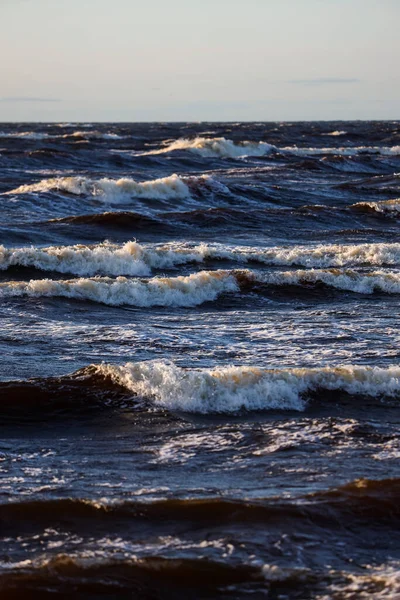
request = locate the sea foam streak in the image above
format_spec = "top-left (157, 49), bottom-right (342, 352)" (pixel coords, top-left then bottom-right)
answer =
top-left (2, 242), bottom-right (400, 277)
top-left (93, 361), bottom-right (400, 413)
top-left (138, 137), bottom-right (274, 158)
top-left (6, 174), bottom-right (215, 203)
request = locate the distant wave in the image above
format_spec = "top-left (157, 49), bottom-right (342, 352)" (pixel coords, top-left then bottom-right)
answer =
top-left (2, 242), bottom-right (400, 277)
top-left (325, 130), bottom-right (347, 136)
top-left (1, 268), bottom-right (400, 307)
top-left (135, 136), bottom-right (400, 159)
top-left (0, 131), bottom-right (50, 140)
top-left (352, 198), bottom-right (400, 216)
top-left (283, 145), bottom-right (400, 157)
top-left (138, 136), bottom-right (274, 158)
top-left (0, 130), bottom-right (122, 141)
top-left (6, 173), bottom-right (222, 203)
top-left (61, 130), bottom-right (122, 140)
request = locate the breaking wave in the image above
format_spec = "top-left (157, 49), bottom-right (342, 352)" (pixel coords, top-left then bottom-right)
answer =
top-left (0, 270), bottom-right (240, 307)
top-left (61, 130), bottom-right (122, 140)
top-left (93, 361), bottom-right (400, 413)
top-left (1, 268), bottom-right (400, 306)
top-left (4, 361), bottom-right (398, 414)
top-left (2, 241), bottom-right (400, 277)
top-left (255, 268), bottom-right (400, 294)
top-left (137, 136), bottom-right (400, 159)
top-left (6, 173), bottom-right (220, 203)
top-left (139, 136), bottom-right (274, 158)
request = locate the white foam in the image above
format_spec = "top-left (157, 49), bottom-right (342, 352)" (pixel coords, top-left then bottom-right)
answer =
top-left (5, 174), bottom-right (211, 203)
top-left (138, 136), bottom-right (274, 158)
top-left (0, 270), bottom-right (239, 307)
top-left (94, 361), bottom-right (400, 413)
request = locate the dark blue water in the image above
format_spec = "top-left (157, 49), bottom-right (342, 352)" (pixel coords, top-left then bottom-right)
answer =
top-left (0, 121), bottom-right (400, 599)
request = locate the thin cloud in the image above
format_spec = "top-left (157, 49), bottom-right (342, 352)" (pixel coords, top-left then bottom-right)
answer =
top-left (288, 78), bottom-right (360, 86)
top-left (0, 97), bottom-right (62, 103)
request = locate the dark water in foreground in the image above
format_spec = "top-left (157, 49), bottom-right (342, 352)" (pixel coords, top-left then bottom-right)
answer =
top-left (0, 121), bottom-right (399, 598)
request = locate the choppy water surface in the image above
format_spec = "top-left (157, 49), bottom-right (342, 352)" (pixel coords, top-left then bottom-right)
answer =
top-left (0, 121), bottom-right (400, 599)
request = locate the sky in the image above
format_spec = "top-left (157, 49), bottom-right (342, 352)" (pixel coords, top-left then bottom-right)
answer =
top-left (0, 0), bottom-right (399, 122)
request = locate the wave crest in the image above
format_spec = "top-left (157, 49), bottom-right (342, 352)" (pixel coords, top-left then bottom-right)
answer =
top-left (87, 361), bottom-right (400, 413)
top-left (1, 268), bottom-right (400, 306)
top-left (139, 136), bottom-right (274, 158)
top-left (0, 270), bottom-right (239, 307)
top-left (352, 198), bottom-right (400, 216)
top-left (6, 174), bottom-right (217, 203)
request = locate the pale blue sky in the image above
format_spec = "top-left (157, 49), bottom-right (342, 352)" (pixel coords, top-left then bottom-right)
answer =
top-left (0, 0), bottom-right (398, 121)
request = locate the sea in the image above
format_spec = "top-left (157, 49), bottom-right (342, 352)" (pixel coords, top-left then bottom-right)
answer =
top-left (0, 121), bottom-right (399, 599)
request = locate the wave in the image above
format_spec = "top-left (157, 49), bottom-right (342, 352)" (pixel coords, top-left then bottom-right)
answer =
top-left (2, 478), bottom-right (398, 527)
top-left (1, 268), bottom-right (400, 306)
top-left (2, 242), bottom-right (400, 277)
top-left (61, 130), bottom-right (122, 140)
top-left (0, 131), bottom-right (50, 140)
top-left (7, 175), bottom-right (197, 203)
top-left (0, 270), bottom-right (240, 307)
top-left (325, 130), bottom-right (347, 136)
top-left (282, 145), bottom-right (400, 157)
top-left (6, 173), bottom-right (213, 203)
top-left (0, 241), bottom-right (153, 277)
top-left (1, 361), bottom-right (400, 415)
top-left (139, 136), bottom-right (274, 158)
top-left (90, 361), bottom-right (400, 413)
top-left (137, 136), bottom-right (400, 159)
top-left (254, 268), bottom-right (400, 294)
top-left (1, 480), bottom-right (398, 596)
top-left (0, 555), bottom-right (263, 596)
top-left (352, 198), bottom-right (400, 216)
